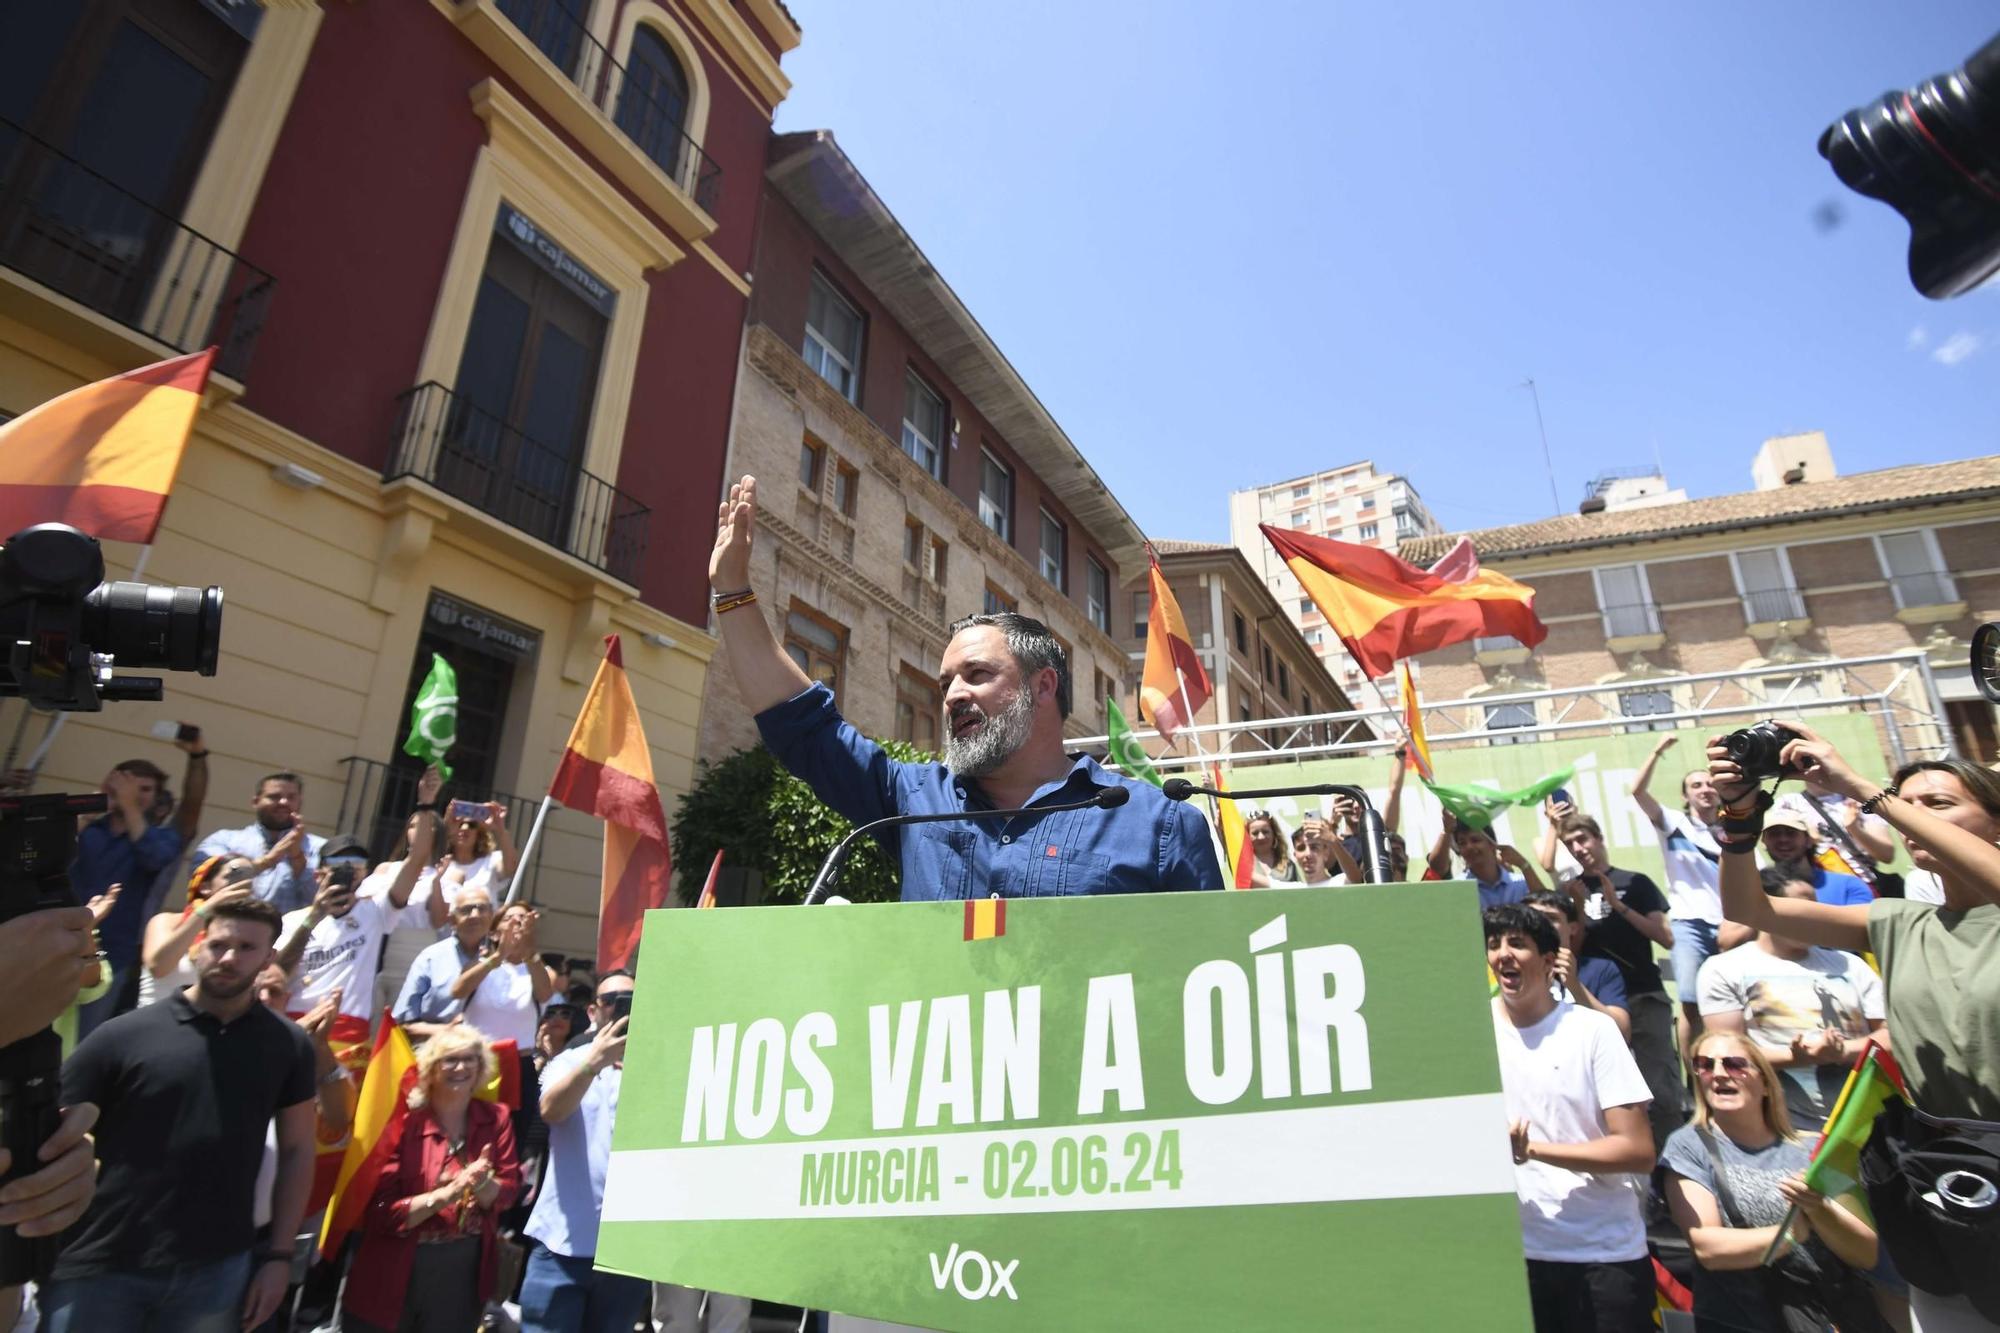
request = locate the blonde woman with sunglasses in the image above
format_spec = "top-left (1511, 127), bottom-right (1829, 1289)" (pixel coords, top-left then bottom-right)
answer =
top-left (1660, 1031), bottom-right (1883, 1333)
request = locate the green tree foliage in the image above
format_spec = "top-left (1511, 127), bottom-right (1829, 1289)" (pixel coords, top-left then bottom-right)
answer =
top-left (670, 738), bottom-right (937, 906)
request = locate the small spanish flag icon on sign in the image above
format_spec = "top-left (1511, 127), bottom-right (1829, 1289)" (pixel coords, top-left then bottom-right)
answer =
top-left (963, 897), bottom-right (1006, 941)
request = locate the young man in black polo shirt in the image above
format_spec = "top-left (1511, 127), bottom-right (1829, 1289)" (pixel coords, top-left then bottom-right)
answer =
top-left (44, 895), bottom-right (318, 1332)
top-left (1557, 815), bottom-right (1682, 1153)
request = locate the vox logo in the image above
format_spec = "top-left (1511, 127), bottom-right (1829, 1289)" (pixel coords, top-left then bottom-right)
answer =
top-left (927, 1243), bottom-right (1020, 1301)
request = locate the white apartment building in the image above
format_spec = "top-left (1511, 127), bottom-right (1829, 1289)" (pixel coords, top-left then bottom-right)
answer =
top-left (1228, 460), bottom-right (1443, 693)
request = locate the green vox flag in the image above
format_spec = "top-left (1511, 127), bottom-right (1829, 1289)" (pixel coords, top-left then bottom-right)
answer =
top-left (402, 653), bottom-right (457, 779)
top-left (1421, 767), bottom-right (1573, 831)
top-left (598, 886), bottom-right (1530, 1329)
top-left (1105, 697), bottom-right (1162, 787)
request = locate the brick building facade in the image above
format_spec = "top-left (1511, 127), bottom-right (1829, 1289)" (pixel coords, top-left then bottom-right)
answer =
top-left (1398, 438), bottom-right (1999, 761)
top-left (1113, 541), bottom-right (1361, 756)
top-left (698, 132), bottom-right (1144, 762)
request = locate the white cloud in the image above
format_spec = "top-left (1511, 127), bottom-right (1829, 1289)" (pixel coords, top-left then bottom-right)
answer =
top-left (1933, 331), bottom-right (1982, 367)
top-left (1906, 325), bottom-right (1929, 349)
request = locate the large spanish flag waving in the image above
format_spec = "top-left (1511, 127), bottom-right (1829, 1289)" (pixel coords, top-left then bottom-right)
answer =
top-left (1138, 547), bottom-right (1211, 741)
top-left (550, 635), bottom-right (671, 971)
top-left (320, 1019), bottom-right (418, 1256)
top-left (0, 348), bottom-right (214, 544)
top-left (1261, 524), bottom-right (1545, 679)
top-left (1206, 762), bottom-right (1256, 889)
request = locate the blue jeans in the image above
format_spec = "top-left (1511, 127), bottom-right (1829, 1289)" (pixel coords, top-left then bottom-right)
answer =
top-left (520, 1243), bottom-right (651, 1333)
top-left (42, 1250), bottom-right (251, 1333)
top-left (1669, 916), bottom-right (1720, 1004)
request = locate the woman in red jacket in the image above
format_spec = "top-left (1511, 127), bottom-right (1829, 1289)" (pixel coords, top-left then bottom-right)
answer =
top-left (343, 1024), bottom-right (520, 1333)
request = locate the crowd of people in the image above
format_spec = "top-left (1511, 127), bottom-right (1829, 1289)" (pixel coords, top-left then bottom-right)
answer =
top-left (0, 469), bottom-right (1986, 1332)
top-left (0, 735), bottom-right (742, 1333)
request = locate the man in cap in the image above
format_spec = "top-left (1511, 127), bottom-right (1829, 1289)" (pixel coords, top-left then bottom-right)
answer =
top-left (1758, 810), bottom-right (1872, 907)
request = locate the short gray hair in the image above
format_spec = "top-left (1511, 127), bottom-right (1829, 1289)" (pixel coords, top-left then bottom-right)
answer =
top-left (945, 612), bottom-right (1071, 718)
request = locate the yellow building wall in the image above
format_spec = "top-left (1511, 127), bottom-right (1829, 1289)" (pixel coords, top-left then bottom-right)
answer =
top-left (0, 314), bottom-right (715, 962)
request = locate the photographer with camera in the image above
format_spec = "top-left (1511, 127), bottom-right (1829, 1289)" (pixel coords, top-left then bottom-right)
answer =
top-left (1708, 719), bottom-right (2000, 1329)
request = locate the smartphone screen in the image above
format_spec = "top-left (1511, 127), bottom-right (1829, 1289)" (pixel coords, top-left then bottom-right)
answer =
top-left (448, 799), bottom-right (485, 822)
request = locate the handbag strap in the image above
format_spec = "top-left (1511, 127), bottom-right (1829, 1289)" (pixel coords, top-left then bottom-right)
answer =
top-left (1694, 1126), bottom-right (1752, 1229)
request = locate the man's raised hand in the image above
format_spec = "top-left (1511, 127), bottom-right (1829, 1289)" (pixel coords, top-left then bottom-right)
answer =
top-left (710, 475), bottom-right (758, 593)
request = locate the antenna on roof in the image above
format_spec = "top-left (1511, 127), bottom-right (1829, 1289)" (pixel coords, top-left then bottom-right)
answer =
top-left (1519, 378), bottom-right (1563, 517)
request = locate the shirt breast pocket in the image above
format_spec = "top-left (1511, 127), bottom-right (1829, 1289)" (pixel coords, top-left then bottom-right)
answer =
top-left (1038, 850), bottom-right (1111, 897)
top-left (903, 828), bottom-right (975, 901)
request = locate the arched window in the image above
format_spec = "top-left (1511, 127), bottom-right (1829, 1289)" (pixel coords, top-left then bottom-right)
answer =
top-left (617, 26), bottom-right (691, 182)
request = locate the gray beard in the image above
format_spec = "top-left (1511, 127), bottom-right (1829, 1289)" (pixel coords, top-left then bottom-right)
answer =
top-left (942, 688), bottom-right (1036, 778)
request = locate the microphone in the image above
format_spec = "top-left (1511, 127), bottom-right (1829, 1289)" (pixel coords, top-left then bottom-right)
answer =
top-left (1162, 778), bottom-right (1393, 884)
top-left (803, 785), bottom-right (1132, 905)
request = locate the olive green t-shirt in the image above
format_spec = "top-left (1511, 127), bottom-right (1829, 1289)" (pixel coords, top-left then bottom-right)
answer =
top-left (1868, 898), bottom-right (2000, 1121)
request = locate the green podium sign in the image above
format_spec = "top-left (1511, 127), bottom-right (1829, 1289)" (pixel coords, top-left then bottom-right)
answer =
top-left (599, 884), bottom-right (1531, 1330)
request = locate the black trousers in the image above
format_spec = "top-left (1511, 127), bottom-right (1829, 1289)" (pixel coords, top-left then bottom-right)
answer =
top-left (1526, 1256), bottom-right (1656, 1333)
top-left (342, 1236), bottom-right (482, 1333)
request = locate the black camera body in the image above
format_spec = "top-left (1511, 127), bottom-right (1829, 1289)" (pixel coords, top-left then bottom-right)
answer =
top-left (1821, 31), bottom-right (2000, 299)
top-left (0, 523), bottom-right (222, 711)
top-left (0, 524), bottom-right (223, 1285)
top-left (1720, 721), bottom-right (1803, 783)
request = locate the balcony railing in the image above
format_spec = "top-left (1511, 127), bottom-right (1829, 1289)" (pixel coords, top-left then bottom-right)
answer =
top-left (1602, 601), bottom-right (1662, 638)
top-left (1473, 634), bottom-right (1524, 654)
top-left (334, 756), bottom-right (545, 901)
top-left (1742, 585), bottom-right (1807, 623)
top-left (388, 383), bottom-right (649, 584)
top-left (1890, 570), bottom-right (1956, 609)
top-left (0, 117), bottom-right (274, 380)
top-left (494, 0), bottom-right (722, 214)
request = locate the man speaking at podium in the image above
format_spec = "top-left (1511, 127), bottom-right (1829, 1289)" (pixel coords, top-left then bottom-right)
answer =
top-left (708, 475), bottom-right (1223, 900)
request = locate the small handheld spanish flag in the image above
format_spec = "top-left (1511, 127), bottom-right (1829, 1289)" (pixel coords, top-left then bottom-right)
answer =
top-left (964, 897), bottom-right (1006, 941)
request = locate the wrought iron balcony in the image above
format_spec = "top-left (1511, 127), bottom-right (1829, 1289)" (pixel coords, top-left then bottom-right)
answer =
top-left (334, 755), bottom-right (545, 899)
top-left (0, 117), bottom-right (273, 381)
top-left (388, 382), bottom-right (649, 584)
top-left (494, 0), bottom-right (722, 214)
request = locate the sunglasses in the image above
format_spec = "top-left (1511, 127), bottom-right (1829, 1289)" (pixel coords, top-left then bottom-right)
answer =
top-left (1691, 1055), bottom-right (1754, 1077)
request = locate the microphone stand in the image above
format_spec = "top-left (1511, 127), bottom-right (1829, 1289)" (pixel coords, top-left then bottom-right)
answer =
top-left (1162, 779), bottom-right (1392, 884)
top-left (802, 788), bottom-right (1129, 905)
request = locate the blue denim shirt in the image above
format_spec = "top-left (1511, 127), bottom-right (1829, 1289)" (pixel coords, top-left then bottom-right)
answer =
top-left (192, 822), bottom-right (325, 916)
top-left (73, 818), bottom-right (184, 967)
top-left (756, 684), bottom-right (1224, 899)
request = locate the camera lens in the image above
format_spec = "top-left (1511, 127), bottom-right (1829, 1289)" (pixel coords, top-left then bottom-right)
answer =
top-left (82, 580), bottom-right (223, 676)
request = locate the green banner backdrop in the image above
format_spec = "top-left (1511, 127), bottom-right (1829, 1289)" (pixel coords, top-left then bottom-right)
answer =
top-left (1218, 716), bottom-right (1900, 886)
top-left (599, 885), bottom-right (1531, 1330)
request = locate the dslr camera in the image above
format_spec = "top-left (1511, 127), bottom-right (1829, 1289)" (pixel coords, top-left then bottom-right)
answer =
top-left (0, 522), bottom-right (222, 1284)
top-left (0, 523), bottom-right (222, 711)
top-left (1718, 720), bottom-right (1803, 784)
top-left (1821, 30), bottom-right (2000, 298)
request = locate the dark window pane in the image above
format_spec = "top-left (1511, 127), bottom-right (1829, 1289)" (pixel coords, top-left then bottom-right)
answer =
top-left (457, 276), bottom-right (532, 426)
top-left (67, 23), bottom-right (211, 207)
top-left (0, 7), bottom-right (85, 125)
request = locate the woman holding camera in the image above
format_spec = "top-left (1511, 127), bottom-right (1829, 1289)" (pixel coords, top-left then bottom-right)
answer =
top-left (342, 1024), bottom-right (520, 1333)
top-left (136, 853), bottom-right (255, 1005)
top-left (1708, 721), bottom-right (2000, 1329)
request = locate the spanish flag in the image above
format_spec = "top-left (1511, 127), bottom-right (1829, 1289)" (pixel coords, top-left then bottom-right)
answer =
top-left (550, 635), bottom-right (671, 972)
top-left (1206, 762), bottom-right (1256, 889)
top-left (696, 848), bottom-right (723, 909)
top-left (1397, 663), bottom-right (1435, 782)
top-left (320, 1018), bottom-right (419, 1256)
top-left (963, 897), bottom-right (1006, 941)
top-left (1261, 524), bottom-right (1545, 679)
top-left (0, 347), bottom-right (213, 544)
top-left (1139, 547), bottom-right (1211, 741)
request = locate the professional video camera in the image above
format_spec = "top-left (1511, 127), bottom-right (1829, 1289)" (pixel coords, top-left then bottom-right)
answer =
top-left (0, 522), bottom-right (222, 1283)
top-left (1820, 30), bottom-right (2000, 299)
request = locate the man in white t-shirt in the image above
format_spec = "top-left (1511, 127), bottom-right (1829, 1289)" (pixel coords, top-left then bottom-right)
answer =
top-left (1629, 735), bottom-right (1726, 1062)
top-left (274, 827), bottom-right (441, 1024)
top-left (1486, 903), bottom-right (1656, 1333)
top-left (1696, 868), bottom-right (1886, 1130)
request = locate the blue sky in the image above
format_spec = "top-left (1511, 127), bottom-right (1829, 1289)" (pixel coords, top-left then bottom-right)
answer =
top-left (775, 3), bottom-right (1999, 543)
